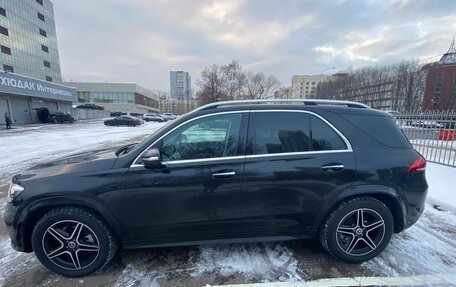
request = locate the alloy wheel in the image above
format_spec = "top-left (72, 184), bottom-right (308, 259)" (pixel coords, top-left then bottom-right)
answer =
top-left (335, 208), bottom-right (385, 256)
top-left (42, 220), bottom-right (100, 270)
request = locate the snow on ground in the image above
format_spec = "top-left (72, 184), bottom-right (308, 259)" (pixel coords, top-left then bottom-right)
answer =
top-left (0, 120), bottom-right (164, 187)
top-left (0, 120), bottom-right (455, 286)
top-left (426, 162), bottom-right (456, 210)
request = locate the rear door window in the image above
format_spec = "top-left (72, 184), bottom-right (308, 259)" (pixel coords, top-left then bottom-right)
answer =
top-left (249, 112), bottom-right (310, 154)
top-left (248, 111), bottom-right (349, 155)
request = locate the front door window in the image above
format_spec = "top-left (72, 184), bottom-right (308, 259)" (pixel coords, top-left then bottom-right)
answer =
top-left (159, 113), bottom-right (242, 161)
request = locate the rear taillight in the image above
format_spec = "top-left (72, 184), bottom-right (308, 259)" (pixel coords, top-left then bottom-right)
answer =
top-left (408, 155), bottom-right (426, 172)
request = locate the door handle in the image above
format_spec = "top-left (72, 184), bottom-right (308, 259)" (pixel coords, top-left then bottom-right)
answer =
top-left (321, 164), bottom-right (344, 172)
top-left (212, 171), bottom-right (236, 179)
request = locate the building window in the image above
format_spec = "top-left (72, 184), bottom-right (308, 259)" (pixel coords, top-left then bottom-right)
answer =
top-left (41, 44), bottom-right (49, 53)
top-left (0, 7), bottom-right (6, 17)
top-left (43, 60), bottom-right (51, 68)
top-left (1, 45), bottom-right (11, 55)
top-left (36, 0), bottom-right (43, 5)
top-left (311, 81), bottom-right (316, 85)
top-left (37, 12), bottom-right (45, 22)
top-left (0, 25), bottom-right (8, 36)
top-left (39, 29), bottom-right (47, 37)
top-left (45, 76), bottom-right (52, 82)
top-left (3, 64), bottom-right (13, 73)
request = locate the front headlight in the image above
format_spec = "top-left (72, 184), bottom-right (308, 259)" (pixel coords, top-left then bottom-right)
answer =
top-left (8, 183), bottom-right (24, 202)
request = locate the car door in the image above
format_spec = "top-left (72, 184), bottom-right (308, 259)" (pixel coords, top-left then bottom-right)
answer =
top-left (241, 110), bottom-right (356, 236)
top-left (123, 111), bottom-right (248, 244)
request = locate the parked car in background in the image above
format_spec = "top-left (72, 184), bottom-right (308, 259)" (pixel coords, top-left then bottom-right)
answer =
top-left (35, 107), bottom-right (74, 124)
top-left (143, 113), bottom-right (166, 122)
top-left (411, 120), bottom-right (444, 128)
top-left (104, 115), bottom-right (141, 126)
top-left (110, 111), bottom-right (126, 117)
top-left (162, 113), bottom-right (177, 120)
top-left (76, 103), bottom-right (104, 110)
top-left (49, 111), bottom-right (74, 124)
top-left (5, 99), bottom-right (428, 277)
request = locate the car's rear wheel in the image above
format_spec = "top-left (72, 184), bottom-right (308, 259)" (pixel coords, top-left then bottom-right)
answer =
top-left (32, 207), bottom-right (117, 277)
top-left (319, 197), bottom-right (393, 263)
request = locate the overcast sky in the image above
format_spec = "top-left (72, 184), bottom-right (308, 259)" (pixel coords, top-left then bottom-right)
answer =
top-left (52, 0), bottom-right (455, 91)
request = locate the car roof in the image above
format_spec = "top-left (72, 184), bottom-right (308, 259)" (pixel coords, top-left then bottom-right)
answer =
top-left (191, 104), bottom-right (389, 117)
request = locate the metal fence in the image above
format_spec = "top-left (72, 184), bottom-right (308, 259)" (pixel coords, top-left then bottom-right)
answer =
top-left (395, 111), bottom-right (456, 167)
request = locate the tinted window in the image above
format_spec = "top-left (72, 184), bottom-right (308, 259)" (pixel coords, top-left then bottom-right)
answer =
top-left (43, 60), bottom-right (50, 68)
top-left (159, 113), bottom-right (242, 161)
top-left (0, 7), bottom-right (6, 17)
top-left (3, 64), bottom-right (13, 73)
top-left (37, 12), bottom-right (45, 21)
top-left (45, 76), bottom-right (52, 81)
top-left (342, 114), bottom-right (411, 148)
top-left (1, 45), bottom-right (11, 55)
top-left (39, 29), bottom-right (47, 37)
top-left (0, 25), bottom-right (8, 36)
top-left (249, 112), bottom-right (310, 154)
top-left (310, 116), bottom-right (347, 151)
top-left (41, 45), bottom-right (49, 53)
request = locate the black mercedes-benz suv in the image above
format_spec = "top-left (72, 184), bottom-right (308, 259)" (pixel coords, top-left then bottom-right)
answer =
top-left (4, 99), bottom-right (428, 277)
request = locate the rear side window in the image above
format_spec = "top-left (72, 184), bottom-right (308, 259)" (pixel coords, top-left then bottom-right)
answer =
top-left (250, 112), bottom-right (310, 154)
top-left (310, 116), bottom-right (347, 151)
top-left (248, 112), bottom-right (348, 155)
top-left (342, 114), bottom-right (411, 148)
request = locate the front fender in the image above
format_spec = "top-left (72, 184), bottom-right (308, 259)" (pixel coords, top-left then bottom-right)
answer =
top-left (18, 196), bottom-right (127, 251)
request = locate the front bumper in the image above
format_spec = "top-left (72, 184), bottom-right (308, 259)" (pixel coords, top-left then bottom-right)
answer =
top-left (3, 202), bottom-right (25, 252)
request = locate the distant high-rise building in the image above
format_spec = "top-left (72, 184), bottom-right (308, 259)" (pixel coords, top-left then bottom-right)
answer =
top-left (170, 71), bottom-right (191, 100)
top-left (0, 0), bottom-right (62, 82)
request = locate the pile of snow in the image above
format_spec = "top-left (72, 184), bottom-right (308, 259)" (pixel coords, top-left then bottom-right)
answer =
top-left (426, 162), bottom-right (456, 210)
top-left (190, 243), bottom-right (304, 282)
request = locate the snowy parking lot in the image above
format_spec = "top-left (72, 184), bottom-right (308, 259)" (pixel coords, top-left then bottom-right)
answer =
top-left (0, 120), bottom-right (455, 287)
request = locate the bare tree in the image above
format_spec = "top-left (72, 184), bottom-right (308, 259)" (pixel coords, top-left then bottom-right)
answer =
top-left (318, 59), bottom-right (427, 112)
top-left (196, 65), bottom-right (226, 105)
top-left (244, 72), bottom-right (281, 99)
top-left (220, 60), bottom-right (246, 100)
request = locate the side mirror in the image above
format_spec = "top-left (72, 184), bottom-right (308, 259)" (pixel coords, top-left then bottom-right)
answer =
top-left (142, 148), bottom-right (161, 169)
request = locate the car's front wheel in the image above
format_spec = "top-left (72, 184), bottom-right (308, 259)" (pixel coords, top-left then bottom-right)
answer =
top-left (319, 197), bottom-right (393, 263)
top-left (32, 207), bottom-right (117, 277)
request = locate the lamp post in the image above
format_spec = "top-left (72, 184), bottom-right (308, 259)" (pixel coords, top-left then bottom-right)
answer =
top-left (318, 66), bottom-right (336, 97)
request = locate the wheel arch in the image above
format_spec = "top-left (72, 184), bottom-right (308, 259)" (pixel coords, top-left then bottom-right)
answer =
top-left (20, 196), bottom-right (126, 252)
top-left (315, 185), bottom-right (406, 233)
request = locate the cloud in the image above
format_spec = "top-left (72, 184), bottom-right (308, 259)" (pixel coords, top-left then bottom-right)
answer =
top-left (52, 0), bottom-right (455, 89)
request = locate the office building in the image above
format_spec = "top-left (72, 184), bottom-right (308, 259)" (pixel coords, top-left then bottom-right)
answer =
top-left (65, 82), bottom-right (160, 114)
top-left (170, 71), bottom-right (191, 100)
top-left (422, 40), bottom-right (456, 111)
top-left (291, 74), bottom-right (332, 98)
top-left (0, 72), bottom-right (76, 124)
top-left (0, 0), bottom-right (62, 82)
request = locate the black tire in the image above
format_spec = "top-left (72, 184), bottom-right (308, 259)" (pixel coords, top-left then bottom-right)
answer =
top-left (32, 207), bottom-right (117, 277)
top-left (319, 197), bottom-right (393, 263)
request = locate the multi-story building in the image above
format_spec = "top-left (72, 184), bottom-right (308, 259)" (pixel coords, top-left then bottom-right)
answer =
top-left (291, 74), bottom-right (332, 98)
top-left (170, 71), bottom-right (191, 100)
top-left (65, 82), bottom-right (160, 114)
top-left (422, 40), bottom-right (456, 111)
top-left (0, 0), bottom-right (77, 124)
top-left (0, 0), bottom-right (62, 82)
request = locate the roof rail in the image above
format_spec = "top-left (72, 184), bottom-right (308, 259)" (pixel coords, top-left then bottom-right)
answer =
top-left (193, 98), bottom-right (370, 112)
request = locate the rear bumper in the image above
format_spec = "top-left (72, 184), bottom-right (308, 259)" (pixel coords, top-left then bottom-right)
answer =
top-left (403, 186), bottom-right (427, 230)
